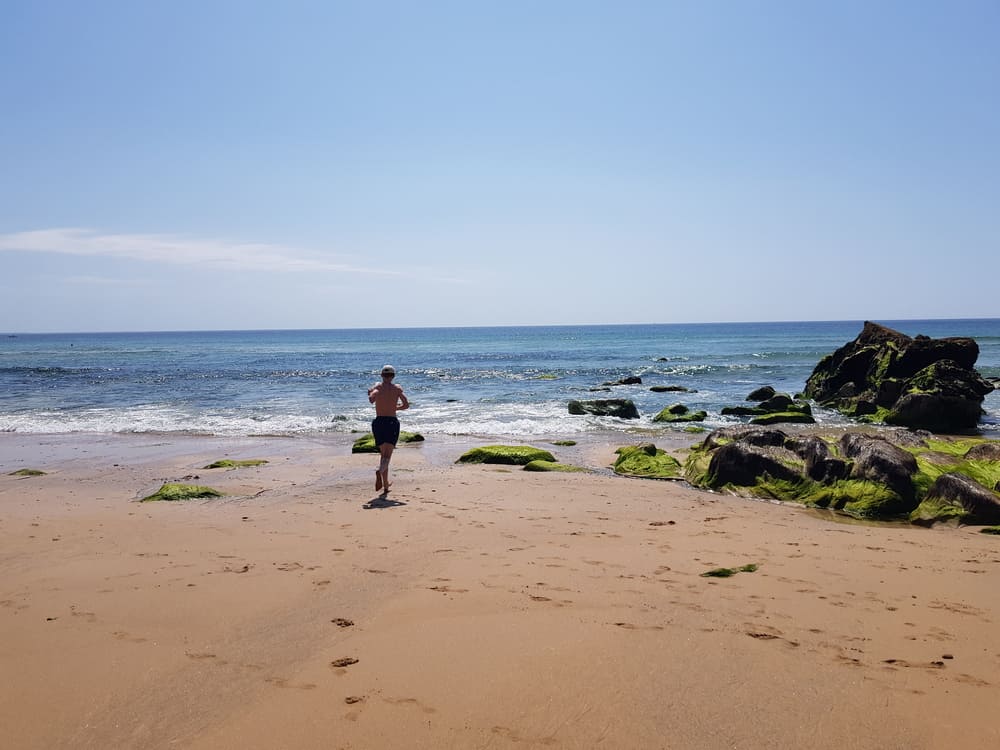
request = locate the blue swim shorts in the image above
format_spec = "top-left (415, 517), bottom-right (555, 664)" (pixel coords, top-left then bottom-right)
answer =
top-left (371, 416), bottom-right (401, 447)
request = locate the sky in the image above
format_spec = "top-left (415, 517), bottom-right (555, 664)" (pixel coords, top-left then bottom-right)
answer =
top-left (1, 0), bottom-right (998, 332)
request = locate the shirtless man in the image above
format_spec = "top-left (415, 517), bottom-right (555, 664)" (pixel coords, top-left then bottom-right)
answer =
top-left (367, 364), bottom-right (409, 493)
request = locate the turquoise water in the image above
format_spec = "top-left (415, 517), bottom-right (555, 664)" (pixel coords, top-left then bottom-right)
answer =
top-left (2, 320), bottom-right (998, 439)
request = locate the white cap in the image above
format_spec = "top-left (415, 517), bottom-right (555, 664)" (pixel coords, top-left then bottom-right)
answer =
top-left (381, 364), bottom-right (396, 376)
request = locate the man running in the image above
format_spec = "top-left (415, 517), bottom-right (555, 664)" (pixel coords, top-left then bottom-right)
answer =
top-left (367, 364), bottom-right (409, 494)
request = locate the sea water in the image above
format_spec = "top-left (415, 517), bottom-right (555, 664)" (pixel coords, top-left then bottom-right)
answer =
top-left (2, 320), bottom-right (998, 439)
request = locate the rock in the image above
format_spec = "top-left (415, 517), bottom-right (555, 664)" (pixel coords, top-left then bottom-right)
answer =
top-left (568, 399), bottom-right (640, 419)
top-left (750, 411), bottom-right (816, 425)
top-left (746, 386), bottom-right (776, 401)
top-left (456, 445), bottom-right (556, 465)
top-left (602, 376), bottom-right (642, 386)
top-left (785, 436), bottom-right (850, 482)
top-left (523, 460), bottom-right (587, 472)
top-left (141, 483), bottom-right (223, 502)
top-left (838, 433), bottom-right (918, 508)
top-left (613, 445), bottom-right (682, 478)
top-left (650, 385), bottom-right (693, 393)
top-left (804, 321), bottom-right (993, 432)
top-left (704, 442), bottom-right (803, 488)
top-left (965, 442), bottom-right (1000, 461)
top-left (910, 473), bottom-right (1000, 526)
top-left (700, 425), bottom-right (788, 451)
top-left (654, 407), bottom-right (708, 423)
top-left (684, 426), bottom-right (1000, 523)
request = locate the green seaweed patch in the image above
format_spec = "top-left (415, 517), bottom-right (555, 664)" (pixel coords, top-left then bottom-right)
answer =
top-left (141, 483), bottom-right (223, 502)
top-left (701, 564), bottom-right (759, 578)
top-left (682, 448), bottom-right (713, 486)
top-left (613, 445), bottom-right (682, 479)
top-left (9, 468), bottom-right (46, 476)
top-left (813, 480), bottom-right (907, 518)
top-left (523, 460), bottom-right (587, 473)
top-left (683, 425), bottom-right (707, 433)
top-left (909, 496), bottom-right (969, 526)
top-left (352, 431), bottom-right (425, 453)
top-left (922, 438), bottom-right (988, 459)
top-left (203, 459), bottom-right (269, 469)
top-left (981, 526), bottom-right (1000, 535)
top-left (750, 411), bottom-right (816, 425)
top-left (551, 440), bottom-right (577, 446)
top-left (456, 445), bottom-right (556, 465)
top-left (912, 456), bottom-right (1000, 498)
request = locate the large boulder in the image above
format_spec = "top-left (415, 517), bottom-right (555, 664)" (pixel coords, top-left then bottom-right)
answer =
top-left (838, 433), bottom-right (918, 507)
top-left (684, 428), bottom-right (1000, 523)
top-left (804, 322), bottom-right (993, 432)
top-left (568, 399), bottom-right (640, 419)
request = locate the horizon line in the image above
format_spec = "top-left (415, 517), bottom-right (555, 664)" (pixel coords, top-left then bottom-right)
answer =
top-left (5, 316), bottom-right (999, 337)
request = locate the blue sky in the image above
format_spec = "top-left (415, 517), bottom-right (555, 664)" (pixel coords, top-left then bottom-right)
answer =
top-left (2, 1), bottom-right (998, 332)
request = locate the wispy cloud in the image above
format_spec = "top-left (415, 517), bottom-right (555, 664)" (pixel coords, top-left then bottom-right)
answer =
top-left (0, 228), bottom-right (407, 277)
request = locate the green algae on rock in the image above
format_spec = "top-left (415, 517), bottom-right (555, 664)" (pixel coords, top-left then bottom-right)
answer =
top-left (981, 527), bottom-right (1000, 535)
top-left (551, 440), bottom-right (577, 446)
top-left (653, 403), bottom-right (708, 423)
top-left (203, 459), bottom-right (269, 469)
top-left (9, 468), bottom-right (46, 476)
top-left (456, 445), bottom-right (556, 465)
top-left (750, 411), bottom-right (816, 425)
top-left (352, 431), bottom-right (425, 453)
top-left (684, 427), bottom-right (1000, 524)
top-left (523, 460), bottom-right (587, 473)
top-left (612, 444), bottom-right (682, 479)
top-left (141, 483), bottom-right (223, 502)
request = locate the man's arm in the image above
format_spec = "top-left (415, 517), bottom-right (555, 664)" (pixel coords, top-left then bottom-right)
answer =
top-left (397, 388), bottom-right (410, 411)
top-left (368, 385), bottom-right (379, 404)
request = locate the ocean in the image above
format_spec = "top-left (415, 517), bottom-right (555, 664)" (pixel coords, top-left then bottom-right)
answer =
top-left (2, 320), bottom-right (999, 440)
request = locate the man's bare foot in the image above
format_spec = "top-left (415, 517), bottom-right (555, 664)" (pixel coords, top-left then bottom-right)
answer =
top-left (375, 470), bottom-right (383, 492)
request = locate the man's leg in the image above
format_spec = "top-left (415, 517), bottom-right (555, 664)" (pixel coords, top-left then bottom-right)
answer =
top-left (379, 443), bottom-right (395, 492)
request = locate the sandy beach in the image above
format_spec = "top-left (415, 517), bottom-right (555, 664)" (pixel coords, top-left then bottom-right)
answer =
top-left (2, 432), bottom-right (999, 749)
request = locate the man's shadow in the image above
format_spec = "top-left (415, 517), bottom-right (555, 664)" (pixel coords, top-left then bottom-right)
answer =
top-left (363, 494), bottom-right (407, 510)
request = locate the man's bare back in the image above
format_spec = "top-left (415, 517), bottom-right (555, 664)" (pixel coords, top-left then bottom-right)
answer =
top-left (368, 380), bottom-right (409, 416)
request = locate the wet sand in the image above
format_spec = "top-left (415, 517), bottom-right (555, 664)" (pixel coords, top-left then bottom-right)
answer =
top-left (1, 432), bottom-right (999, 749)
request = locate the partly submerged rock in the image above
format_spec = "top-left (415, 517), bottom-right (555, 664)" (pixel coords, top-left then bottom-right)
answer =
top-left (9, 468), bottom-right (46, 476)
top-left (650, 384), bottom-right (694, 393)
top-left (456, 445), bottom-right (556, 465)
top-left (653, 403), bottom-right (708, 423)
top-left (804, 321), bottom-right (993, 432)
top-left (746, 386), bottom-right (776, 401)
top-left (568, 399), bottom-right (640, 419)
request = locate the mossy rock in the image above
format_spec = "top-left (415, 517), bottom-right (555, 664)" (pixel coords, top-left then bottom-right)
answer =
top-left (613, 445), bottom-right (682, 479)
top-left (981, 526), bottom-right (1000, 535)
top-left (9, 468), bottom-right (46, 476)
top-left (750, 411), bottom-right (816, 426)
top-left (551, 440), bottom-right (577, 446)
top-left (352, 431), bottom-right (425, 453)
top-left (653, 405), bottom-right (708, 423)
top-left (456, 445), bottom-right (556, 465)
top-left (141, 483), bottom-right (223, 502)
top-left (203, 459), bottom-right (269, 469)
top-left (683, 425), bottom-right (707, 433)
top-left (523, 460), bottom-right (587, 473)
